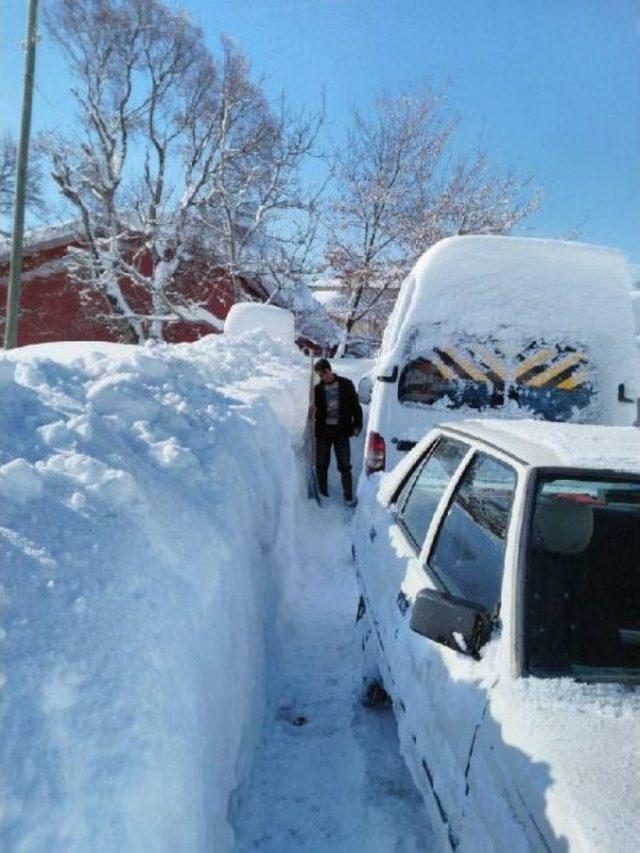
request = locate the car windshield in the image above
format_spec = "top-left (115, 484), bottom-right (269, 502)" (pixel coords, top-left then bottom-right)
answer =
top-left (526, 474), bottom-right (640, 681)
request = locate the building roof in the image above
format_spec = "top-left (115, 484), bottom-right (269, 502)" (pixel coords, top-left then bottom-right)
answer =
top-left (439, 419), bottom-right (640, 473)
top-left (0, 221), bottom-right (81, 265)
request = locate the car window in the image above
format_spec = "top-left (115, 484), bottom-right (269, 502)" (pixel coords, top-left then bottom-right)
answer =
top-left (396, 437), bottom-right (469, 550)
top-left (428, 453), bottom-right (517, 611)
top-left (526, 475), bottom-right (640, 681)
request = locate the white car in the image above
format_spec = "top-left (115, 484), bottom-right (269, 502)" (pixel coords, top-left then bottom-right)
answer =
top-left (353, 419), bottom-right (640, 852)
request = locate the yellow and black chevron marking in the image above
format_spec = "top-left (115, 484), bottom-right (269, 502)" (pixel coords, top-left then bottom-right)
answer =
top-left (514, 342), bottom-right (590, 390)
top-left (431, 341), bottom-right (590, 391)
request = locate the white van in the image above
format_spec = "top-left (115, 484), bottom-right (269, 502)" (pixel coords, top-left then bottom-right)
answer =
top-left (363, 235), bottom-right (639, 475)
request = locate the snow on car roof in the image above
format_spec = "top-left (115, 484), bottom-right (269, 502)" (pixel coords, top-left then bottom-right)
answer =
top-left (439, 419), bottom-right (640, 473)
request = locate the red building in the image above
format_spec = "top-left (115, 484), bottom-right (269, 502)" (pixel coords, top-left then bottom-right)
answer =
top-left (0, 224), bottom-right (273, 348)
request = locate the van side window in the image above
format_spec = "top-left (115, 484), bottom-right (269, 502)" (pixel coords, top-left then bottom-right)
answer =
top-left (396, 438), bottom-right (469, 551)
top-left (428, 454), bottom-right (517, 611)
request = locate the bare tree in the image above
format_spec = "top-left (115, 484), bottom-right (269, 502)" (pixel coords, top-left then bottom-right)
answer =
top-left (41, 0), bottom-right (219, 341)
top-left (42, 2), bottom-right (326, 343)
top-left (0, 132), bottom-right (45, 236)
top-left (327, 90), bottom-right (541, 354)
top-left (194, 39), bottom-right (326, 306)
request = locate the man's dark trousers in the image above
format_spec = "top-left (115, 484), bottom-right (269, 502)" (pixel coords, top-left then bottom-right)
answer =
top-left (316, 426), bottom-right (353, 500)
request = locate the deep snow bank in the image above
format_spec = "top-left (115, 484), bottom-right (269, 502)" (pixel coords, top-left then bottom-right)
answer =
top-left (1, 333), bottom-right (307, 851)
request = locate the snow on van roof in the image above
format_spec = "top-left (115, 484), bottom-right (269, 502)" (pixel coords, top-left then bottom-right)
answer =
top-left (396, 235), bottom-right (631, 339)
top-left (442, 419), bottom-right (640, 473)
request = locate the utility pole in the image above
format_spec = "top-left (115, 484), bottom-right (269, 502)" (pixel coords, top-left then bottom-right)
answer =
top-left (4, 0), bottom-right (39, 350)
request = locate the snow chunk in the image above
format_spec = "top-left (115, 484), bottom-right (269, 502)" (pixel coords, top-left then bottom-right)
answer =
top-left (224, 303), bottom-right (295, 344)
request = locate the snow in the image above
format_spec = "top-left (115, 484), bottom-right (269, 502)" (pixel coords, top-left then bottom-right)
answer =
top-left (2, 336), bottom-right (431, 851)
top-left (1, 333), bottom-right (308, 850)
top-left (382, 235), bottom-right (635, 352)
top-left (441, 419), bottom-right (640, 473)
top-left (330, 356), bottom-right (377, 386)
top-left (0, 221), bottom-right (80, 264)
top-left (312, 288), bottom-right (342, 307)
top-left (268, 281), bottom-right (342, 348)
top-left (224, 303), bottom-right (295, 344)
top-left (231, 485), bottom-right (433, 851)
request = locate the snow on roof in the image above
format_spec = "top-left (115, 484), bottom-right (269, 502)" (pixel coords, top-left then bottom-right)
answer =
top-left (312, 289), bottom-right (345, 310)
top-left (441, 419), bottom-right (640, 473)
top-left (0, 221), bottom-right (80, 264)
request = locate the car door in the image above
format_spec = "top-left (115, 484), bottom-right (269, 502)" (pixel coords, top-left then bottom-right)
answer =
top-left (394, 449), bottom-right (521, 847)
top-left (355, 434), bottom-right (471, 687)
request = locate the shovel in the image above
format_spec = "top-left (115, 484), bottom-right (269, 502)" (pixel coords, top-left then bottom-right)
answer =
top-left (307, 353), bottom-right (321, 504)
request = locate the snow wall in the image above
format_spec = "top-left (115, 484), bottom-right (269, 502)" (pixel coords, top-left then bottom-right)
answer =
top-left (1, 333), bottom-right (308, 851)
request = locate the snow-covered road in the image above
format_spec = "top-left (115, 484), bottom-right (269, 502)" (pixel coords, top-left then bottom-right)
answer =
top-left (231, 462), bottom-right (434, 852)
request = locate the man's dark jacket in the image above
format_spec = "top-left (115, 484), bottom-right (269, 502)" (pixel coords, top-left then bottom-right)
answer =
top-left (314, 375), bottom-right (363, 438)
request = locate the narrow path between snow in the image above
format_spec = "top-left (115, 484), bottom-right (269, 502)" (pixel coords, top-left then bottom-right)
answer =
top-left (231, 467), bottom-right (434, 852)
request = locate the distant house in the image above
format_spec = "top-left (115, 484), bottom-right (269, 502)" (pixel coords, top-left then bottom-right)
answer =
top-left (0, 224), bottom-right (333, 350)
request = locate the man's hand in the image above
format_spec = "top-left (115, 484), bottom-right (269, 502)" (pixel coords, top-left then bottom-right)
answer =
top-left (308, 404), bottom-right (316, 418)
top-left (353, 428), bottom-right (361, 437)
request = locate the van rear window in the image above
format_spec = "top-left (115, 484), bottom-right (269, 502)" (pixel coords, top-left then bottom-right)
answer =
top-left (398, 337), bottom-right (594, 420)
top-left (398, 358), bottom-right (492, 410)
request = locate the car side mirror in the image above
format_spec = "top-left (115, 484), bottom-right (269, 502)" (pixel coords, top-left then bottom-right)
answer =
top-left (358, 374), bottom-right (373, 404)
top-left (410, 588), bottom-right (492, 659)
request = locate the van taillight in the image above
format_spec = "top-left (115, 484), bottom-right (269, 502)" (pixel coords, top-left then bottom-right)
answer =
top-left (366, 431), bottom-right (386, 475)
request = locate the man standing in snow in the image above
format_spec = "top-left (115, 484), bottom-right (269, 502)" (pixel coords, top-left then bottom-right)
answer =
top-left (313, 358), bottom-right (363, 506)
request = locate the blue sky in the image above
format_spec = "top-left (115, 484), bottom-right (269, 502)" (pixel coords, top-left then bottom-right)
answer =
top-left (3, 0), bottom-right (639, 260)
